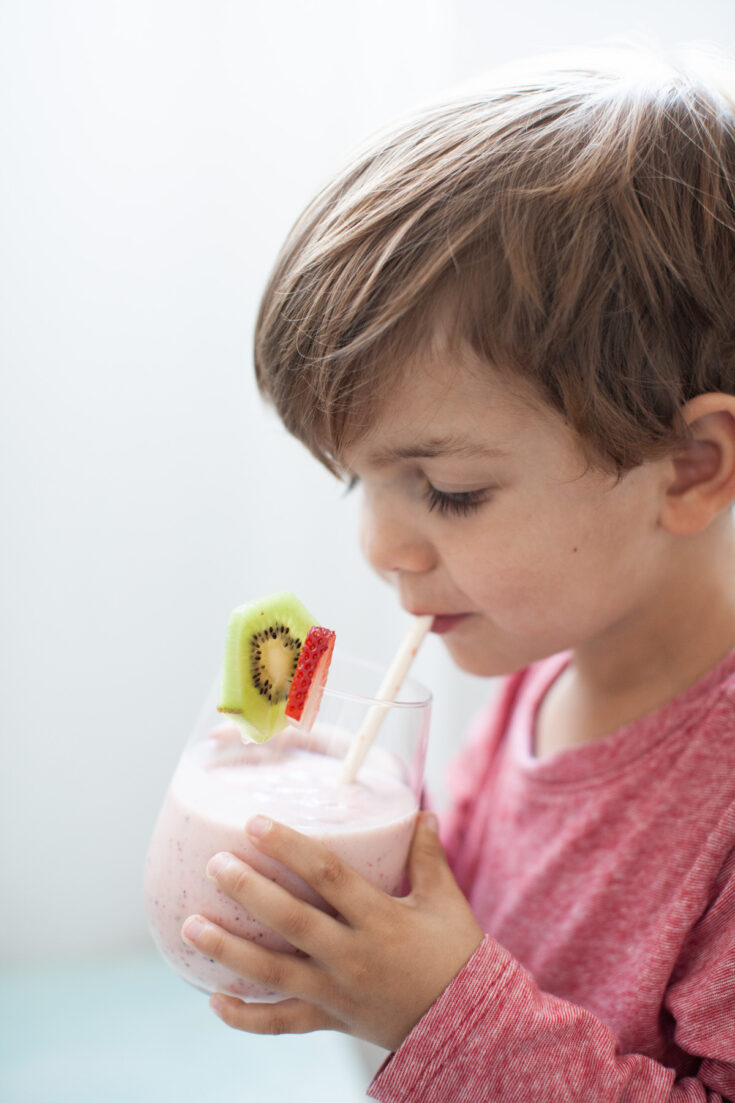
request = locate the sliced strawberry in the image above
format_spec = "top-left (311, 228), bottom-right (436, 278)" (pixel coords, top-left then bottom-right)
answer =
top-left (285, 625), bottom-right (336, 730)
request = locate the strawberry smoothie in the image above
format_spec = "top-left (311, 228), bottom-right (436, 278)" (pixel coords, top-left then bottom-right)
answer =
top-left (144, 727), bottom-right (418, 1001)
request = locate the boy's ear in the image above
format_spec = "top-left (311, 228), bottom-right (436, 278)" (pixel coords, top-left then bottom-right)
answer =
top-left (661, 393), bottom-right (735, 535)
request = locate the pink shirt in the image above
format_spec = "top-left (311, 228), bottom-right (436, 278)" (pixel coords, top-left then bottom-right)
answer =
top-left (369, 651), bottom-right (735, 1102)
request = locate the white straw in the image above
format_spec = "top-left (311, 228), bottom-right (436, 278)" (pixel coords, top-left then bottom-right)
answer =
top-left (338, 615), bottom-right (434, 785)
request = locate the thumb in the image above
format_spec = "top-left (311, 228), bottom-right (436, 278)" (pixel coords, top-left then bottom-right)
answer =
top-left (407, 811), bottom-right (452, 894)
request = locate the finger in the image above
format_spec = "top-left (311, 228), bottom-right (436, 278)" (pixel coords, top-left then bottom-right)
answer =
top-left (210, 994), bottom-right (343, 1036)
top-left (181, 915), bottom-right (316, 1001)
top-left (244, 816), bottom-right (381, 926)
top-left (205, 852), bottom-right (343, 956)
top-left (406, 812), bottom-right (454, 897)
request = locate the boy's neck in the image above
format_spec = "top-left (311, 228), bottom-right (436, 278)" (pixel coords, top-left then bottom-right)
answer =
top-left (535, 514), bottom-right (735, 757)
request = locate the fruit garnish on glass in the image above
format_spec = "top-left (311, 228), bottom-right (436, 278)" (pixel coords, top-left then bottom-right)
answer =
top-left (216, 591), bottom-right (335, 742)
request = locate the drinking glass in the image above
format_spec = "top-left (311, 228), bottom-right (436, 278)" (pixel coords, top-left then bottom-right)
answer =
top-left (144, 653), bottom-right (431, 1001)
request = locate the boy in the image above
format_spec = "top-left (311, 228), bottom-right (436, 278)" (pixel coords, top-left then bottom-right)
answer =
top-left (181, 47), bottom-right (735, 1100)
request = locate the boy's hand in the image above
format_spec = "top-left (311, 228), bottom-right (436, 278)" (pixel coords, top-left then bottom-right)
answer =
top-left (180, 812), bottom-right (484, 1051)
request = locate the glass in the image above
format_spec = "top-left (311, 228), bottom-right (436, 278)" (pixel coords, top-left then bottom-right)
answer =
top-left (144, 653), bottom-right (431, 1001)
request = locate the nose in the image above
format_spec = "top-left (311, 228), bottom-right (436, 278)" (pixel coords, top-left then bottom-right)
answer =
top-left (359, 491), bottom-right (437, 580)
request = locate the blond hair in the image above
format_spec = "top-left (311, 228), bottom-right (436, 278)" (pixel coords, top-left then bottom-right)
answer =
top-left (254, 46), bottom-right (735, 475)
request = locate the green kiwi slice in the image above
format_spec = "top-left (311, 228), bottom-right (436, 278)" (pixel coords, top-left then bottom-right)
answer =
top-left (217, 591), bottom-right (317, 742)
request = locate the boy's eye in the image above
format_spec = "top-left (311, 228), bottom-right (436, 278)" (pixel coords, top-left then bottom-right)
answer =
top-left (344, 474), bottom-right (489, 517)
top-left (424, 484), bottom-right (489, 517)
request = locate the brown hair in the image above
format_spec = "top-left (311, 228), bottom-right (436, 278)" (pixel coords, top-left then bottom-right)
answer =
top-left (254, 46), bottom-right (735, 475)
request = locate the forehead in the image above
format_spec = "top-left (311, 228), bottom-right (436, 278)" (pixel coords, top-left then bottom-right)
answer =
top-left (351, 345), bottom-right (556, 465)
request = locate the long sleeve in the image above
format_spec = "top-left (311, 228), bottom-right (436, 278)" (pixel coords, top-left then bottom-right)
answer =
top-left (369, 653), bottom-right (735, 1103)
top-left (369, 925), bottom-right (735, 1102)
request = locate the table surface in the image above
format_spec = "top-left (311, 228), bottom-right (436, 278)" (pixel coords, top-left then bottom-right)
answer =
top-left (0, 948), bottom-right (384, 1103)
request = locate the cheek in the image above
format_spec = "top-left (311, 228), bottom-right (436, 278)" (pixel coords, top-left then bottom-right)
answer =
top-left (438, 478), bottom-right (665, 670)
top-left (455, 519), bottom-right (638, 630)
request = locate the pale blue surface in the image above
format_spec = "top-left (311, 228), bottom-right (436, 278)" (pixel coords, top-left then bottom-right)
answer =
top-left (0, 949), bottom-right (375, 1103)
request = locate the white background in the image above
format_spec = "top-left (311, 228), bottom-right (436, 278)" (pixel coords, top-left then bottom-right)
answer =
top-left (2, 0), bottom-right (733, 965)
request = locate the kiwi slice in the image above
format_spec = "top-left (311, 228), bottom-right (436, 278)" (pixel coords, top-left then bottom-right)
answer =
top-left (217, 591), bottom-right (317, 742)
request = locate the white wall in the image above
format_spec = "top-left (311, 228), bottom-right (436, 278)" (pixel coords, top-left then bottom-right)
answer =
top-left (2, 0), bottom-right (733, 964)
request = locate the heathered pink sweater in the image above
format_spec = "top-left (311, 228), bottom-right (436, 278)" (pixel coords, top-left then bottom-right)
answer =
top-left (369, 650), bottom-right (735, 1102)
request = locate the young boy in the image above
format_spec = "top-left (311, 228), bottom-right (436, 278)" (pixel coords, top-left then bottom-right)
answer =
top-left (180, 47), bottom-right (735, 1100)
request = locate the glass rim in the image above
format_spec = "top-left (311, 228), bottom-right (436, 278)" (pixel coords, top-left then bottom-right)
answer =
top-left (321, 651), bottom-right (432, 709)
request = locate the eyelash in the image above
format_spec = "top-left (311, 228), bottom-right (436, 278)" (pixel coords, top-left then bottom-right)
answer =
top-left (424, 485), bottom-right (489, 517)
top-left (345, 476), bottom-right (488, 518)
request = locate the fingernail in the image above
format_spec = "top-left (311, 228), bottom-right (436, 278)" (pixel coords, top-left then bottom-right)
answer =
top-left (424, 812), bottom-right (439, 833)
top-left (210, 995), bottom-right (225, 1015)
top-left (247, 815), bottom-right (272, 839)
top-left (181, 915), bottom-right (210, 944)
top-left (206, 852), bottom-right (235, 880)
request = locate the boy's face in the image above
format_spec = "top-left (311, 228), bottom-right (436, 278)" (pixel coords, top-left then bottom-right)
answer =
top-left (344, 348), bottom-right (672, 677)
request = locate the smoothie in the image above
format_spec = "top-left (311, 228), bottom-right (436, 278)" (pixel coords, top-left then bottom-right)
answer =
top-left (144, 726), bottom-right (418, 1000)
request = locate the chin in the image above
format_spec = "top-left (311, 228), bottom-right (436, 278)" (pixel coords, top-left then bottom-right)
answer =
top-left (441, 636), bottom-right (530, 679)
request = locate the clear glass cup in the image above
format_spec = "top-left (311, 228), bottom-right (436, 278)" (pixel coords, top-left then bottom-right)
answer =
top-left (144, 653), bottom-right (431, 1001)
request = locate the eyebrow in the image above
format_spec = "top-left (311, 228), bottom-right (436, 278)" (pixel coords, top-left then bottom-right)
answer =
top-left (365, 436), bottom-right (508, 466)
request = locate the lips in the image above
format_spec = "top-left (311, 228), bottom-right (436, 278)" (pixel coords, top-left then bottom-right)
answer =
top-left (429, 614), bottom-right (470, 635)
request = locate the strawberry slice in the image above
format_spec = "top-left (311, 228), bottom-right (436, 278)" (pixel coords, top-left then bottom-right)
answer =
top-left (285, 625), bottom-right (336, 731)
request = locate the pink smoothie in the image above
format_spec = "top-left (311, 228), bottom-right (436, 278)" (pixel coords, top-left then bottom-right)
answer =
top-left (144, 727), bottom-right (418, 1000)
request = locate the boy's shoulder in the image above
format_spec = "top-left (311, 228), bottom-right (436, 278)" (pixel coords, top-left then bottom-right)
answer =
top-left (454, 647), bottom-right (735, 799)
top-left (488, 647), bottom-right (735, 769)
